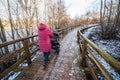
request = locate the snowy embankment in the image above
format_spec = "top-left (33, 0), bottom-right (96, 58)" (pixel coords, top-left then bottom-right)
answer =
top-left (83, 25), bottom-right (120, 80)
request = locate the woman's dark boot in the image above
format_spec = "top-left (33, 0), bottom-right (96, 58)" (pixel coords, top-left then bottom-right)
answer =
top-left (43, 61), bottom-right (47, 69)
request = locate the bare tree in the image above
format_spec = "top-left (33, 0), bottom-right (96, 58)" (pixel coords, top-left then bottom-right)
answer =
top-left (7, 0), bottom-right (16, 50)
top-left (42, 0), bottom-right (69, 30)
top-left (100, 0), bottom-right (120, 39)
top-left (0, 19), bottom-right (9, 57)
top-left (110, 0), bottom-right (120, 38)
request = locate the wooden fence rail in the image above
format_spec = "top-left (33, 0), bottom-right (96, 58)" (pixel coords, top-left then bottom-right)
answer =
top-left (77, 28), bottom-right (120, 80)
top-left (0, 35), bottom-right (39, 79)
top-left (0, 26), bottom-right (75, 79)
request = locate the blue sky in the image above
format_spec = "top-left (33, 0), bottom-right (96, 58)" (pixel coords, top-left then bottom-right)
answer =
top-left (65, 0), bottom-right (96, 18)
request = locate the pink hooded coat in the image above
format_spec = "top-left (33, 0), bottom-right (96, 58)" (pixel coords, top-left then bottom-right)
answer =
top-left (38, 23), bottom-right (53, 52)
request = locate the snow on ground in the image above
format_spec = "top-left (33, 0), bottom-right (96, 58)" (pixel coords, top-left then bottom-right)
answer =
top-left (83, 25), bottom-right (120, 60)
top-left (49, 27), bottom-right (84, 80)
top-left (83, 25), bottom-right (120, 80)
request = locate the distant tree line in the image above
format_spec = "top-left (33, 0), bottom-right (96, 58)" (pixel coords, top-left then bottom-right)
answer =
top-left (0, 0), bottom-right (72, 57)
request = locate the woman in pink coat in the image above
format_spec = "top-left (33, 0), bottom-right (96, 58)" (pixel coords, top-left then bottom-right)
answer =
top-left (38, 23), bottom-right (53, 67)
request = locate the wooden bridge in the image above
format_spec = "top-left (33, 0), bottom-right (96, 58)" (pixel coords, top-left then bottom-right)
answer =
top-left (0, 26), bottom-right (120, 80)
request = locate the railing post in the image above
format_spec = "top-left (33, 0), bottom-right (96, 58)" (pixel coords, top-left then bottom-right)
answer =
top-left (81, 40), bottom-right (87, 67)
top-left (22, 39), bottom-right (32, 65)
top-left (77, 31), bottom-right (87, 67)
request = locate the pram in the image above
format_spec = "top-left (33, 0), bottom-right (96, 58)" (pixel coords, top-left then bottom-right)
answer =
top-left (50, 32), bottom-right (60, 54)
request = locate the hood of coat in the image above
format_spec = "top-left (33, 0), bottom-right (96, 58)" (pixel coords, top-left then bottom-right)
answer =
top-left (38, 23), bottom-right (47, 30)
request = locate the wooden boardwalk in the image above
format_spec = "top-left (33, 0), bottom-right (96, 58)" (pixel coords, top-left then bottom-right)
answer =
top-left (14, 28), bottom-right (83, 80)
top-left (15, 50), bottom-right (58, 80)
top-left (1, 27), bottom-right (119, 80)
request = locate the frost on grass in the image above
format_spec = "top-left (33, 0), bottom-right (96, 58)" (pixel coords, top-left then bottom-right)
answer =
top-left (83, 25), bottom-right (120, 79)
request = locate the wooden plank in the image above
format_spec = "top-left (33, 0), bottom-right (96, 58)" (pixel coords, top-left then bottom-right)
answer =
top-left (0, 47), bottom-right (24, 64)
top-left (0, 35), bottom-right (38, 48)
top-left (87, 50), bottom-right (114, 80)
top-left (30, 48), bottom-right (39, 56)
top-left (29, 41), bottom-right (38, 47)
top-left (22, 40), bottom-right (31, 65)
top-left (14, 51), bottom-right (58, 80)
top-left (0, 55), bottom-right (26, 79)
top-left (86, 58), bottom-right (98, 80)
top-left (81, 40), bottom-right (87, 67)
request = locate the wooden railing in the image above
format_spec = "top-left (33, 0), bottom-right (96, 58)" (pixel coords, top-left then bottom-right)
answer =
top-left (0, 35), bottom-right (39, 79)
top-left (0, 26), bottom-right (75, 79)
top-left (57, 26), bottom-right (75, 37)
top-left (77, 28), bottom-right (120, 80)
